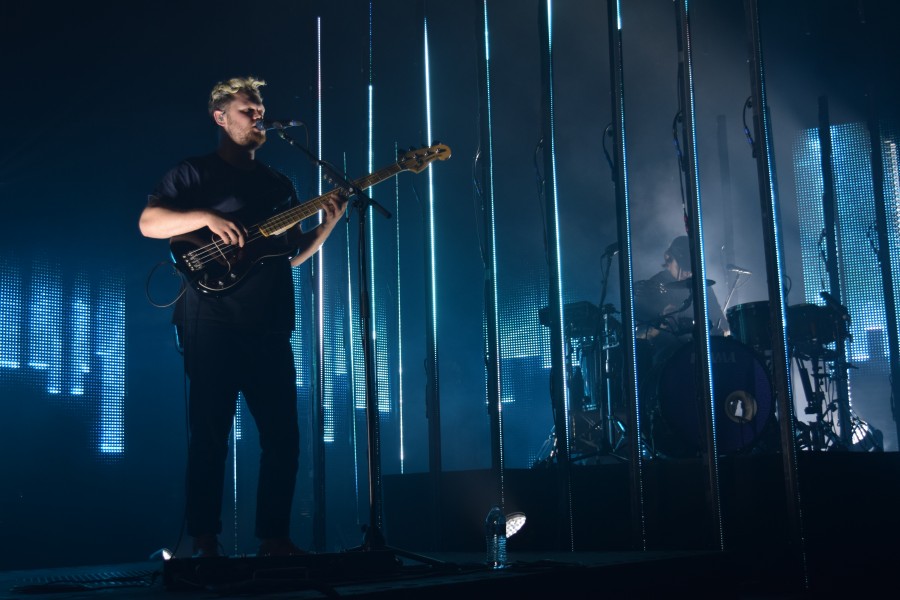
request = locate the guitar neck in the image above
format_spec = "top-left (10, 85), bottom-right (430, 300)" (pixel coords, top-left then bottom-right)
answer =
top-left (258, 163), bottom-right (404, 236)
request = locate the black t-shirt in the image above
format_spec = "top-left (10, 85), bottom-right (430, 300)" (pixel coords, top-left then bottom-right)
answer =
top-left (634, 269), bottom-right (727, 335)
top-left (149, 152), bottom-right (299, 332)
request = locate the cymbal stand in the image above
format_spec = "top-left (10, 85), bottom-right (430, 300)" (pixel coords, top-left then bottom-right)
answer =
top-left (793, 345), bottom-right (843, 451)
top-left (597, 247), bottom-right (625, 456)
top-left (598, 304), bottom-right (625, 455)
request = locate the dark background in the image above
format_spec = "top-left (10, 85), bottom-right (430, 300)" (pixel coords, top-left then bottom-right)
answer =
top-left (1, 0), bottom-right (898, 571)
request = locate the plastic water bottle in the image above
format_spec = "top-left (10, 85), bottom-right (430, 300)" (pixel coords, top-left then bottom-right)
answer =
top-left (484, 506), bottom-right (507, 569)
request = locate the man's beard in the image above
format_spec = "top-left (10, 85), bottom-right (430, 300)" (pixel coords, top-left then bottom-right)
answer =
top-left (243, 128), bottom-right (266, 150)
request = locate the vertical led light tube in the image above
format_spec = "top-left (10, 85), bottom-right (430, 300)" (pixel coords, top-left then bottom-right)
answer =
top-left (315, 16), bottom-right (336, 443)
top-left (607, 0), bottom-right (646, 550)
top-left (368, 12), bottom-right (390, 416)
top-left (422, 9), bottom-right (443, 484)
top-left (311, 14), bottom-right (328, 552)
top-left (745, 0), bottom-right (805, 585)
top-left (394, 142), bottom-right (406, 474)
top-left (538, 0), bottom-right (572, 550)
top-left (480, 0), bottom-right (504, 500)
top-left (425, 15), bottom-right (437, 362)
top-left (674, 0), bottom-right (721, 549)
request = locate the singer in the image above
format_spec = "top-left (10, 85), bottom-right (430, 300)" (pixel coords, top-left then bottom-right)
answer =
top-left (138, 76), bottom-right (347, 558)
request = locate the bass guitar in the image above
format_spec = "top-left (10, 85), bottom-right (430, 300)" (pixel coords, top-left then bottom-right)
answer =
top-left (170, 143), bottom-right (451, 296)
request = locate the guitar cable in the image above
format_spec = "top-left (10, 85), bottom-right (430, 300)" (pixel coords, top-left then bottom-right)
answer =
top-left (145, 260), bottom-right (187, 308)
top-left (142, 258), bottom-right (193, 557)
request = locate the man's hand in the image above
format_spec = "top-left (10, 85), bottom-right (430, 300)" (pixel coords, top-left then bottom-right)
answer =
top-left (287, 191), bottom-right (349, 268)
top-left (206, 212), bottom-right (248, 247)
top-left (320, 190), bottom-right (349, 230)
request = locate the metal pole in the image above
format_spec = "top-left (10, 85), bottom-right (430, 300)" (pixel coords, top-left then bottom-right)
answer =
top-left (817, 96), bottom-right (853, 448)
top-left (311, 17), bottom-right (327, 552)
top-left (476, 0), bottom-right (505, 506)
top-left (417, 1), bottom-right (443, 550)
top-left (606, 0), bottom-right (646, 552)
top-left (867, 99), bottom-right (900, 448)
top-left (538, 0), bottom-right (574, 551)
top-left (744, 0), bottom-right (808, 590)
top-left (674, 0), bottom-right (723, 552)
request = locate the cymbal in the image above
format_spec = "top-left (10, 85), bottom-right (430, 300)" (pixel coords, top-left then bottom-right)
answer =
top-left (665, 277), bottom-right (716, 290)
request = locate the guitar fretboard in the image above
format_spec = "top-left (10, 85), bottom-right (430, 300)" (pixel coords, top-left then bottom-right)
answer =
top-left (258, 163), bottom-right (404, 237)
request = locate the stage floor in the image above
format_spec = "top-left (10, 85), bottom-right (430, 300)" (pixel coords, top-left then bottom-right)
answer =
top-left (0, 547), bottom-right (875, 599)
top-left (3, 452), bottom-right (897, 599)
top-left (0, 549), bottom-right (801, 600)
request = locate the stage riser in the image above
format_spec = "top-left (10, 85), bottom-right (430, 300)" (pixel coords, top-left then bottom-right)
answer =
top-left (383, 453), bottom-right (900, 586)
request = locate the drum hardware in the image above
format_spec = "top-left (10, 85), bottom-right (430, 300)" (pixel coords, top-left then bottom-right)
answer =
top-left (726, 298), bottom-right (865, 451)
top-left (793, 347), bottom-right (845, 452)
top-left (791, 325), bottom-right (858, 452)
top-left (662, 277), bottom-right (716, 290)
top-left (538, 301), bottom-right (603, 339)
top-left (789, 296), bottom-right (865, 451)
top-left (537, 296), bottom-right (630, 464)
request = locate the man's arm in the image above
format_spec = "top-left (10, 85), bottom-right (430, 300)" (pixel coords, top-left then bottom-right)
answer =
top-left (139, 204), bottom-right (248, 247)
top-left (288, 191), bottom-right (349, 267)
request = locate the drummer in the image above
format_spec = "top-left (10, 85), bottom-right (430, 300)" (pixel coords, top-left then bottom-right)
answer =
top-left (634, 235), bottom-right (730, 363)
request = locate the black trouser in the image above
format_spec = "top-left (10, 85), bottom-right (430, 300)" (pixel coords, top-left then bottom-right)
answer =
top-left (183, 321), bottom-right (299, 539)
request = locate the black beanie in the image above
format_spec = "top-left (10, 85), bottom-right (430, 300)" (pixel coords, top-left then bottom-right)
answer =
top-left (666, 235), bottom-right (690, 267)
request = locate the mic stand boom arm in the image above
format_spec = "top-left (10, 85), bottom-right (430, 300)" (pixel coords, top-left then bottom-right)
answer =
top-left (274, 128), bottom-right (392, 219)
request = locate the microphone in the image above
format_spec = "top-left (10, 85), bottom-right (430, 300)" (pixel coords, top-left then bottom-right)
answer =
top-left (726, 263), bottom-right (752, 275)
top-left (602, 242), bottom-right (620, 257)
top-left (255, 119), bottom-right (304, 131)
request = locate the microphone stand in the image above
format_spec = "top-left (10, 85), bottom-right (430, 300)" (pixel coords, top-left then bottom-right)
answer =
top-left (273, 127), bottom-right (444, 567)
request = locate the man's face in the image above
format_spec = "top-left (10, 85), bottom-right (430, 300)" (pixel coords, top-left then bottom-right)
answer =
top-left (665, 253), bottom-right (690, 280)
top-left (215, 91), bottom-right (266, 150)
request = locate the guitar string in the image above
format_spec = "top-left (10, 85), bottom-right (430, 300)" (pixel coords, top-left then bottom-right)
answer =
top-left (181, 153), bottom-right (437, 267)
top-left (186, 201), bottom-right (324, 266)
top-left (183, 163), bottom-right (407, 265)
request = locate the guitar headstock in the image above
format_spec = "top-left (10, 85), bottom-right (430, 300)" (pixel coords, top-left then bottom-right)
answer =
top-left (396, 143), bottom-right (452, 174)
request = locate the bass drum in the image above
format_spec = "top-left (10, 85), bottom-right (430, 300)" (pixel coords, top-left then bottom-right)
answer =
top-left (644, 336), bottom-right (774, 458)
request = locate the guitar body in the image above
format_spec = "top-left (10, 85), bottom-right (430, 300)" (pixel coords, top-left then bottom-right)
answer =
top-left (165, 143), bottom-right (451, 297)
top-left (170, 227), bottom-right (295, 296)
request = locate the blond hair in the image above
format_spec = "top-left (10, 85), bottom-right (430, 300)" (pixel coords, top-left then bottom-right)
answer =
top-left (208, 76), bottom-right (266, 116)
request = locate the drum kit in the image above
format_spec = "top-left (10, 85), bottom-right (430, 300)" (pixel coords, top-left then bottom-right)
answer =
top-left (536, 278), bottom-right (855, 465)
top-left (728, 298), bottom-right (856, 452)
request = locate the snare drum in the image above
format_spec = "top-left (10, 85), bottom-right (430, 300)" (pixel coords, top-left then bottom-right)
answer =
top-left (644, 336), bottom-right (773, 458)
